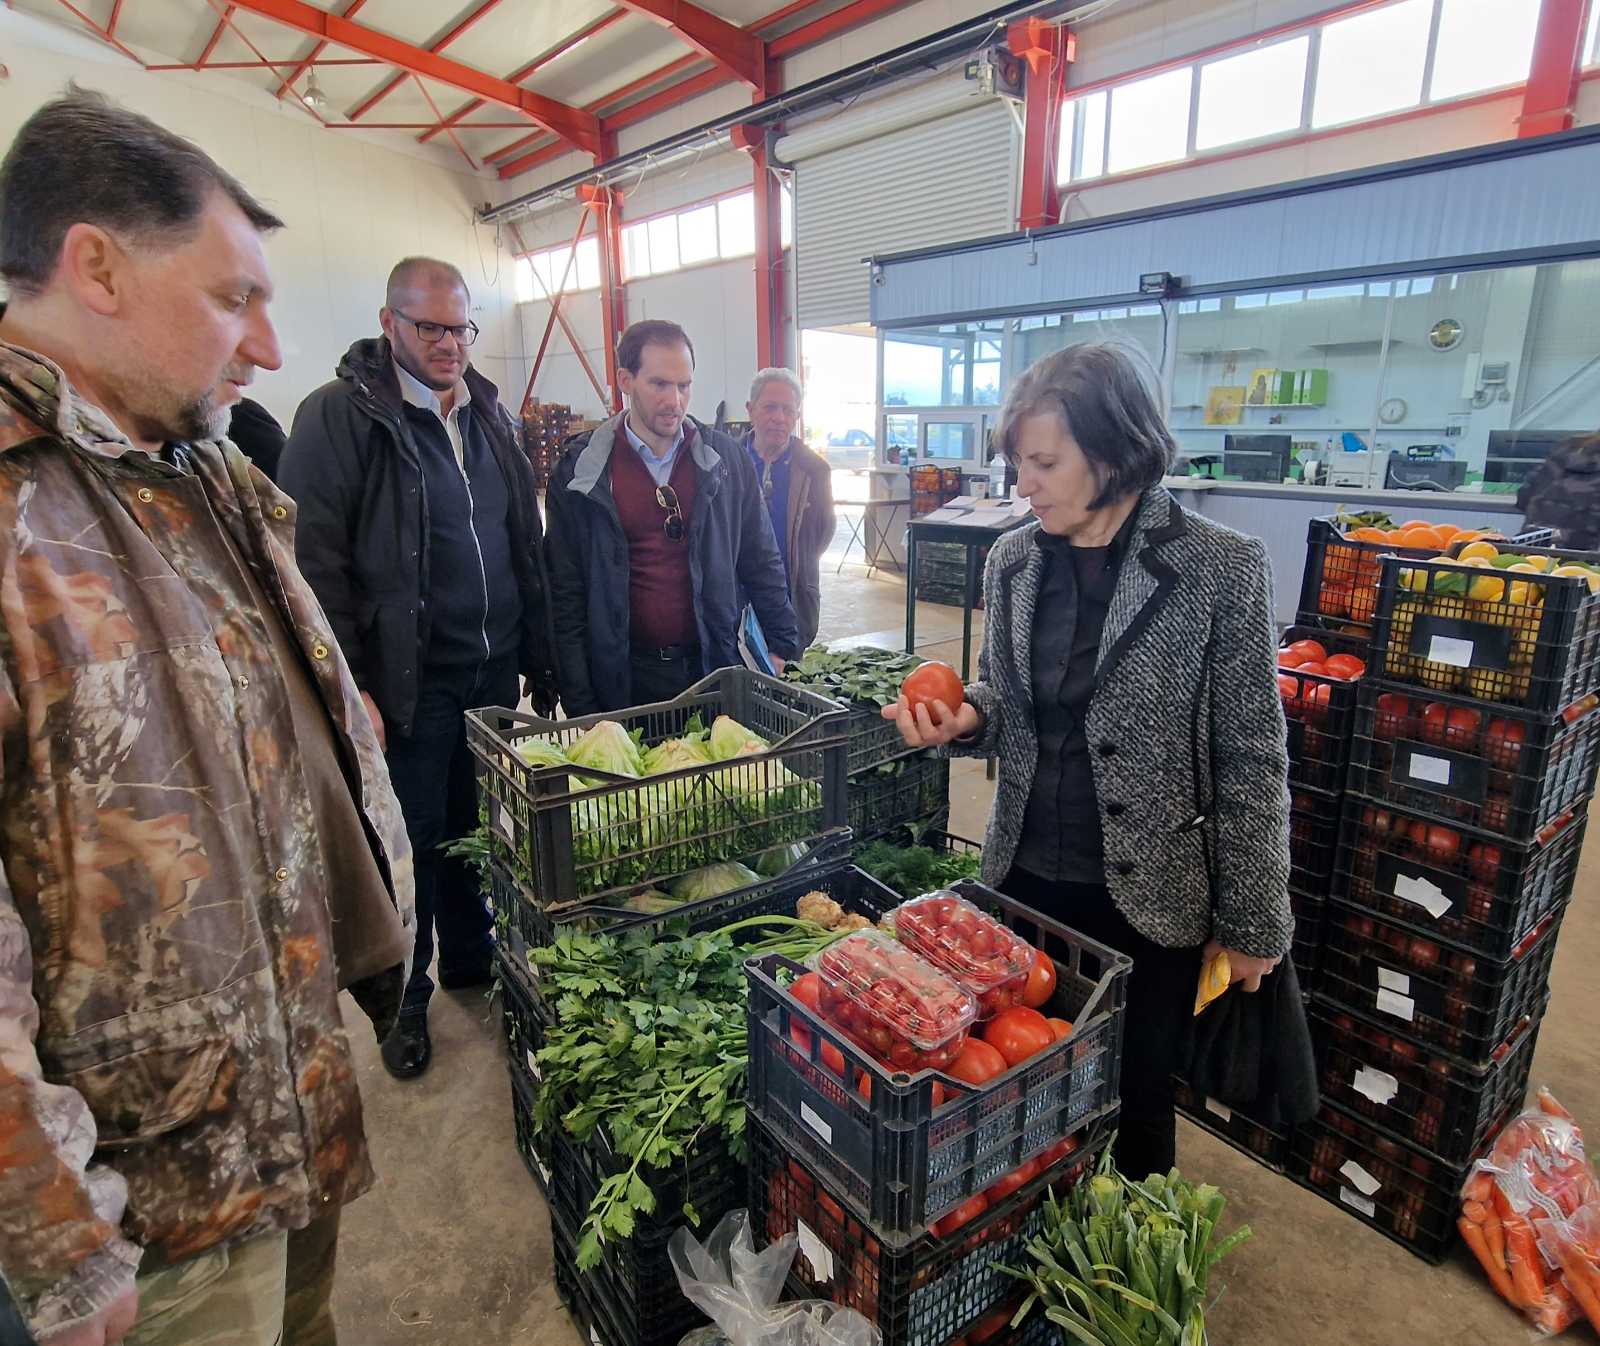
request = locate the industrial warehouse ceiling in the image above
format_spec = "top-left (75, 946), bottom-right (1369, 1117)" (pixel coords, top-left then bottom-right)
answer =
top-left (17, 0), bottom-right (912, 178)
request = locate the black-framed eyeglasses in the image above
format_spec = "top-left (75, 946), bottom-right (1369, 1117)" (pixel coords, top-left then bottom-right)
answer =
top-left (655, 484), bottom-right (685, 542)
top-left (392, 309), bottom-right (480, 347)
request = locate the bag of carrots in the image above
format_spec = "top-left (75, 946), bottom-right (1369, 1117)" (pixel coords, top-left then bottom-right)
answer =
top-left (1459, 1088), bottom-right (1599, 1335)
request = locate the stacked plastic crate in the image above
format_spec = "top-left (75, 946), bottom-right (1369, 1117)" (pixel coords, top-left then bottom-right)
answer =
top-left (1293, 542), bottom-right (1600, 1258)
top-left (520, 399), bottom-right (576, 491)
top-left (846, 706), bottom-right (951, 843)
top-left (743, 880), bottom-right (1128, 1346)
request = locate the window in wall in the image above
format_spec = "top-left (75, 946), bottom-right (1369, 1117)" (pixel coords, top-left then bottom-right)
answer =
top-left (622, 221), bottom-right (651, 280)
top-left (1589, 0), bottom-right (1600, 65)
top-left (1108, 66), bottom-right (1192, 173)
top-left (574, 236), bottom-right (601, 291)
top-left (718, 192), bottom-right (756, 257)
top-left (1196, 35), bottom-right (1310, 151)
top-left (1060, 89), bottom-right (1107, 182)
top-left (646, 214), bottom-right (680, 274)
top-left (513, 257), bottom-right (535, 304)
top-left (1429, 0), bottom-right (1539, 101)
top-left (1312, 0), bottom-right (1433, 127)
top-left (678, 203), bottom-right (720, 265)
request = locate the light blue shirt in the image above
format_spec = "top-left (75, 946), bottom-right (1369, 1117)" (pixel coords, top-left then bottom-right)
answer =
top-left (622, 413), bottom-right (685, 488)
top-left (393, 359), bottom-right (471, 468)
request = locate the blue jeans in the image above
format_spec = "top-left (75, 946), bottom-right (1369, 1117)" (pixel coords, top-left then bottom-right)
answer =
top-left (385, 656), bottom-right (519, 1015)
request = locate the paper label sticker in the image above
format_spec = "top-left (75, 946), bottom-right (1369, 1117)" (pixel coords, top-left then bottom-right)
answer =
top-left (591, 1327), bottom-right (603, 1346)
top-left (1340, 1159), bottom-right (1383, 1196)
top-left (1407, 753), bottom-right (1453, 786)
top-left (1428, 634), bottom-right (1476, 667)
top-left (795, 1219), bottom-right (836, 1283)
top-left (1340, 1186), bottom-right (1378, 1218)
top-left (494, 801), bottom-right (514, 841)
top-left (1204, 1096), bottom-right (1233, 1123)
top-left (537, 1159), bottom-right (552, 1186)
top-left (526, 1048), bottom-right (541, 1081)
top-left (1353, 1066), bottom-right (1401, 1106)
top-left (1391, 872), bottom-right (1454, 920)
top-left (1377, 968), bottom-right (1412, 995)
top-left (1376, 987), bottom-right (1417, 1022)
top-left (800, 1102), bottom-right (833, 1146)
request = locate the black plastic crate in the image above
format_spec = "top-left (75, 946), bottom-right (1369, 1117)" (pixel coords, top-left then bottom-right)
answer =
top-left (1370, 546), bottom-right (1600, 715)
top-left (1173, 1077), bottom-right (1290, 1171)
top-left (843, 700), bottom-right (928, 776)
top-left (1289, 1098), bottom-right (1509, 1263)
top-left (1334, 796), bottom-right (1584, 960)
top-left (1296, 518), bottom-right (1553, 634)
top-left (750, 1112), bottom-right (1106, 1346)
top-left (1315, 899), bottom-right (1561, 1064)
top-left (1279, 625), bottom-right (1367, 792)
top-left (1309, 997), bottom-right (1541, 1165)
top-left (849, 753), bottom-right (951, 844)
top-left (466, 668), bottom-right (848, 908)
top-left (1289, 784), bottom-right (1341, 895)
top-left (1348, 684), bottom-right (1600, 843)
top-left (746, 878), bottom-right (1129, 1243)
top-left (496, 948), bottom-right (548, 1078)
top-left (1290, 887), bottom-right (1324, 982)
top-left (508, 1059), bottom-right (552, 1193)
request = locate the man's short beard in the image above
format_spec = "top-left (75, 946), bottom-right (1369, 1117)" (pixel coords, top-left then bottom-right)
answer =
top-left (170, 391), bottom-right (229, 443)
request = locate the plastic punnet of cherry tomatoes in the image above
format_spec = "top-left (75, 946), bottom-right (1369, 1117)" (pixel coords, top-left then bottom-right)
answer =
top-left (813, 929), bottom-right (977, 1072)
top-left (892, 891), bottom-right (1036, 1019)
top-left (901, 660), bottom-right (965, 717)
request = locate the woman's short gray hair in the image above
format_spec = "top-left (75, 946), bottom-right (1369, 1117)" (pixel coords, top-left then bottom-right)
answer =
top-left (749, 367), bottom-right (803, 405)
top-left (996, 340), bottom-right (1176, 509)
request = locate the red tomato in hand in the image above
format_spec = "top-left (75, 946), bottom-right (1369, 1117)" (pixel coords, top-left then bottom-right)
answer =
top-left (902, 661), bottom-right (965, 717)
top-left (947, 1038), bottom-right (1008, 1086)
top-left (982, 1007), bottom-right (1055, 1067)
top-left (1019, 948), bottom-right (1057, 1009)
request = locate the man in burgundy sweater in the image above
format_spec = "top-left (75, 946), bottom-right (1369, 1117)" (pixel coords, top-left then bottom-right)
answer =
top-left (546, 320), bottom-right (800, 713)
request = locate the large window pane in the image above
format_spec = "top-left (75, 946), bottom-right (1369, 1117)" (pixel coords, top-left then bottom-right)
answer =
top-left (781, 184), bottom-right (794, 249)
top-left (622, 222), bottom-right (651, 280)
top-left (1062, 90), bottom-right (1107, 181)
top-left (647, 214), bottom-right (680, 274)
top-left (1196, 35), bottom-right (1309, 150)
top-left (1312, 0), bottom-right (1431, 127)
top-left (513, 256), bottom-right (535, 304)
top-left (545, 245), bottom-right (575, 293)
top-left (1429, 0), bottom-right (1539, 100)
top-left (529, 251), bottom-right (554, 297)
top-left (1589, 0), bottom-right (1600, 65)
top-left (678, 203), bottom-right (719, 265)
top-left (717, 192), bottom-right (756, 257)
top-left (1107, 67), bottom-right (1192, 174)
top-left (574, 236), bottom-right (601, 291)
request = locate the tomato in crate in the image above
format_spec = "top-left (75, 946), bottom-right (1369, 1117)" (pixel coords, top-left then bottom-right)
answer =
top-left (892, 892), bottom-right (1037, 1019)
top-left (814, 929), bottom-right (976, 1071)
top-left (1279, 626), bottom-right (1365, 793)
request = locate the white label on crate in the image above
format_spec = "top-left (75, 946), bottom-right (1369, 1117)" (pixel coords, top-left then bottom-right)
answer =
top-left (795, 1219), bottom-right (835, 1284)
top-left (1340, 1186), bottom-right (1378, 1218)
top-left (1376, 988), bottom-right (1417, 1022)
top-left (526, 1048), bottom-right (541, 1081)
top-left (1377, 968), bottom-right (1412, 995)
top-left (1340, 1159), bottom-right (1383, 1197)
top-left (1392, 873), bottom-right (1453, 920)
top-left (1408, 753), bottom-right (1453, 787)
top-left (1204, 1096), bottom-right (1233, 1123)
top-left (591, 1326), bottom-right (603, 1346)
top-left (800, 1102), bottom-right (833, 1146)
top-left (1428, 635), bottom-right (1476, 668)
top-left (1353, 1067), bottom-right (1401, 1106)
top-left (494, 801), bottom-right (514, 841)
top-left (537, 1159), bottom-right (552, 1186)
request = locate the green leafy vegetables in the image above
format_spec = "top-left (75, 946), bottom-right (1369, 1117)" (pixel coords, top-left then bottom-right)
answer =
top-left (855, 839), bottom-right (983, 897)
top-left (1002, 1147), bottom-right (1252, 1346)
top-left (781, 643), bottom-right (926, 708)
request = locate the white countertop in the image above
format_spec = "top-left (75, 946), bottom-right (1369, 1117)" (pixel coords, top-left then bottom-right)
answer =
top-left (1160, 477), bottom-right (1523, 510)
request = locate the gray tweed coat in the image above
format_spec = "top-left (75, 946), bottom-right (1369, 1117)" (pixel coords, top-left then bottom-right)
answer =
top-left (955, 485), bottom-right (1293, 959)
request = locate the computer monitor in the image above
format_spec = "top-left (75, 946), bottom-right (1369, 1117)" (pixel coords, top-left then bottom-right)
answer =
top-left (1386, 458), bottom-right (1467, 491)
top-left (1222, 434), bottom-right (1292, 483)
top-left (1485, 430), bottom-right (1579, 485)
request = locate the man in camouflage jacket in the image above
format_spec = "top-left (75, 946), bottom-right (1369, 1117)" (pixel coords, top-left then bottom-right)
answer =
top-left (0, 93), bottom-right (414, 1345)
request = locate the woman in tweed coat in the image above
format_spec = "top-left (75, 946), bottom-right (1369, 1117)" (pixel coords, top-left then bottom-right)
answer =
top-left (885, 342), bottom-right (1293, 1177)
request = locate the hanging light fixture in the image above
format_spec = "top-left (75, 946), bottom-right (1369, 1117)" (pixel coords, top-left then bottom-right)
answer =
top-left (302, 74), bottom-right (329, 113)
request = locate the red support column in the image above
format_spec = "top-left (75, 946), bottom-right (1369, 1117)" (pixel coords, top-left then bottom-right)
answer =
top-left (1011, 18), bottom-right (1075, 231)
top-left (734, 123), bottom-right (784, 371)
top-left (1520, 0), bottom-right (1589, 138)
top-left (581, 178), bottom-right (628, 412)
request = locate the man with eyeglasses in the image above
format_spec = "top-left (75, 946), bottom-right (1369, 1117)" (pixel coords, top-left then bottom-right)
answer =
top-left (281, 256), bottom-right (557, 1081)
top-left (546, 319), bottom-right (799, 713)
top-left (744, 368), bottom-right (835, 651)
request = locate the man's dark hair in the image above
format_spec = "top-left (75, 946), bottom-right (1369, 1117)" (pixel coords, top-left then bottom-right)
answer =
top-left (618, 319), bottom-right (695, 375)
top-left (996, 340), bottom-right (1175, 510)
top-left (0, 87), bottom-right (284, 298)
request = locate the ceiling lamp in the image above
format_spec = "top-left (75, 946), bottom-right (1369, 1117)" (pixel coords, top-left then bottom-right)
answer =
top-left (302, 74), bottom-right (329, 113)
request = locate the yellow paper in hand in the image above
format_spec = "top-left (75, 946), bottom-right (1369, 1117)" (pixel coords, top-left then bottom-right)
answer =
top-left (1194, 949), bottom-right (1231, 1016)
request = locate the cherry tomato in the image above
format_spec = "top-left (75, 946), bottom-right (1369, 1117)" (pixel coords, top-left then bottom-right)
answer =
top-left (902, 660), bottom-right (965, 717)
top-left (947, 1038), bottom-right (1008, 1086)
top-left (982, 1007), bottom-right (1056, 1067)
top-left (1019, 948), bottom-right (1057, 1009)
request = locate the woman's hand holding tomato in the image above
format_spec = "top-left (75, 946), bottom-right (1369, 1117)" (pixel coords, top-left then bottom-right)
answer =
top-left (882, 660), bottom-right (981, 748)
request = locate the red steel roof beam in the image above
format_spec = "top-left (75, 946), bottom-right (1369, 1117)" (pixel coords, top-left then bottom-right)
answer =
top-left (194, 3), bottom-right (236, 67)
top-left (1520, 0), bottom-right (1589, 137)
top-left (272, 0), bottom-right (369, 98)
top-left (148, 56), bottom-right (380, 70)
top-left (614, 0), bottom-right (767, 91)
top-left (348, 0), bottom-right (508, 122)
top-left (225, 0), bottom-right (603, 154)
top-left (106, 0), bottom-right (127, 39)
top-left (50, 0), bottom-right (148, 65)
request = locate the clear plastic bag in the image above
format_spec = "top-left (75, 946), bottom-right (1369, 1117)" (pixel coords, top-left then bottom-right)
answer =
top-left (670, 1210), bottom-right (880, 1346)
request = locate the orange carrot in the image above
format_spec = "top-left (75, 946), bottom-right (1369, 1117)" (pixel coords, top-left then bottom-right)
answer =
top-left (1464, 1172), bottom-right (1494, 1203)
top-left (1537, 1088), bottom-right (1574, 1120)
top-left (1531, 1281), bottom-right (1582, 1335)
top-left (1462, 1198), bottom-right (1489, 1224)
top-left (1459, 1217), bottom-right (1518, 1304)
top-left (1503, 1218), bottom-right (1548, 1308)
top-left (1555, 1247), bottom-right (1600, 1335)
top-left (1481, 1210), bottom-right (1508, 1279)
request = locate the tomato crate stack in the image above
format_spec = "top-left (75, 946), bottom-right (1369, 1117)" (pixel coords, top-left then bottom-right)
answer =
top-left (743, 881), bottom-right (1127, 1346)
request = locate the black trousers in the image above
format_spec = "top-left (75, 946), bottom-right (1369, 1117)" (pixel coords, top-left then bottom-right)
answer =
top-left (1000, 868), bottom-right (1202, 1180)
top-left (627, 651), bottom-right (701, 706)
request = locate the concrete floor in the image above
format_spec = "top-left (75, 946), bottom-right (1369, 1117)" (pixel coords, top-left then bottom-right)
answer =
top-left (333, 557), bottom-right (1600, 1346)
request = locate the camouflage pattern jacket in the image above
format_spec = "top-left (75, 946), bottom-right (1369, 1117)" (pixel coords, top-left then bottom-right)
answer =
top-left (0, 345), bottom-right (416, 1338)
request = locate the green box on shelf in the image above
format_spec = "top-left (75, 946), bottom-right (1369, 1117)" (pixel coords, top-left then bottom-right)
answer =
top-left (1295, 369), bottom-right (1329, 405)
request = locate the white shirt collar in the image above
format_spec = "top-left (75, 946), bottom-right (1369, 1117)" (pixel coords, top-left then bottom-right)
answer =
top-left (393, 358), bottom-right (470, 419)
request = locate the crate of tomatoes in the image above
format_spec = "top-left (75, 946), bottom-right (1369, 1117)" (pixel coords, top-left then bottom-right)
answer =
top-left (1333, 798), bottom-right (1584, 961)
top-left (1278, 627), bottom-right (1367, 793)
top-left (1309, 999), bottom-right (1542, 1167)
top-left (745, 879), bottom-right (1129, 1243)
top-left (1289, 786), bottom-right (1343, 895)
top-left (1349, 686), bottom-right (1600, 844)
top-left (1297, 516), bottom-right (1552, 634)
top-left (1289, 886), bottom-right (1326, 981)
top-left (1370, 543), bottom-right (1600, 715)
top-left (1316, 899), bottom-right (1560, 1064)
top-left (749, 1112), bottom-right (1102, 1346)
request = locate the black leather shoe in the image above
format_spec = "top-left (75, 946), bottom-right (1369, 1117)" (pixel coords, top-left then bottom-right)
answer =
top-left (380, 1011), bottom-right (431, 1080)
top-left (439, 963), bottom-right (493, 991)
